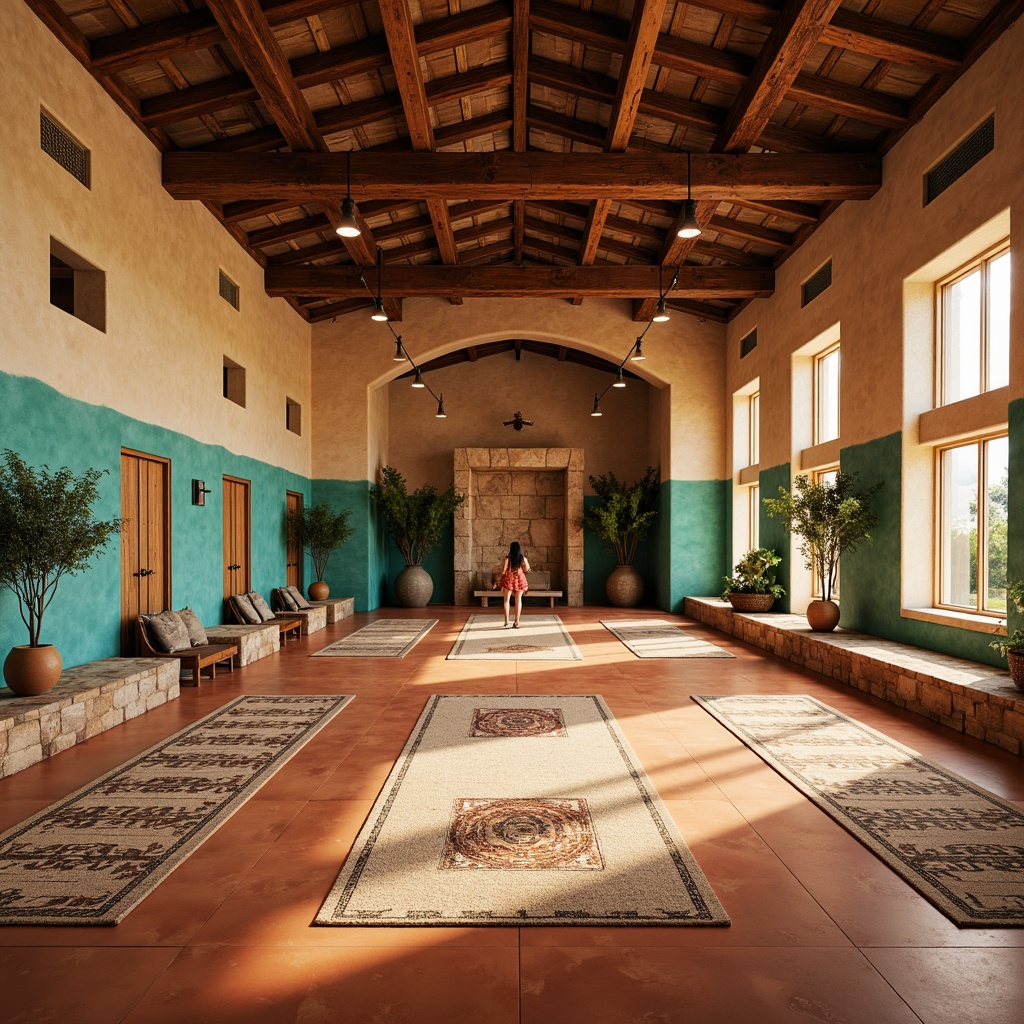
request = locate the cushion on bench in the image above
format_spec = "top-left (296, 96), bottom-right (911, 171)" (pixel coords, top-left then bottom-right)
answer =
top-left (141, 611), bottom-right (191, 652)
top-left (176, 607), bottom-right (209, 647)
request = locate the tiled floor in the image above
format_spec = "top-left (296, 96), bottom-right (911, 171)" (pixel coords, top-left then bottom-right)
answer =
top-left (2, 607), bottom-right (1022, 1023)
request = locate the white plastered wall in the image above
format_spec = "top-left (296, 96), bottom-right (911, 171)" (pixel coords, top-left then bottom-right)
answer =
top-left (0, 3), bottom-right (312, 476)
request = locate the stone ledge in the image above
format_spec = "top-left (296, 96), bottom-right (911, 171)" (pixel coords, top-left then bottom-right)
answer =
top-left (309, 597), bottom-right (355, 624)
top-left (685, 597), bottom-right (1022, 755)
top-left (0, 658), bottom-right (180, 779)
top-left (205, 624), bottom-right (279, 667)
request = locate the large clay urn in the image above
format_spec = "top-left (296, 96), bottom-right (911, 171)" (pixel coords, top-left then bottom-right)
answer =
top-left (395, 564), bottom-right (434, 608)
top-left (806, 599), bottom-right (841, 632)
top-left (3, 644), bottom-right (63, 696)
top-left (606, 565), bottom-right (644, 607)
top-left (308, 581), bottom-right (330, 601)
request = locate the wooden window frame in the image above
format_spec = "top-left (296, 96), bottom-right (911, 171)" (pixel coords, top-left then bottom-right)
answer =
top-left (813, 343), bottom-right (840, 446)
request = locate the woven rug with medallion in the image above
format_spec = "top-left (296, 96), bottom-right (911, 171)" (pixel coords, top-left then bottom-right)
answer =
top-left (315, 694), bottom-right (729, 926)
top-left (694, 694), bottom-right (1024, 927)
top-left (446, 614), bottom-right (582, 660)
top-left (312, 618), bottom-right (437, 658)
top-left (0, 695), bottom-right (354, 925)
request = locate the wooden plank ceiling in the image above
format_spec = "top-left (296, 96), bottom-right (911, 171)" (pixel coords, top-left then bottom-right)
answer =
top-left (26, 0), bottom-right (1022, 324)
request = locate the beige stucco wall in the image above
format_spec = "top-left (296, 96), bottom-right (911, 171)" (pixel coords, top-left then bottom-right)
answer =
top-left (0, 2), bottom-right (312, 475)
top-left (725, 15), bottom-right (1024, 473)
top-left (313, 297), bottom-right (726, 483)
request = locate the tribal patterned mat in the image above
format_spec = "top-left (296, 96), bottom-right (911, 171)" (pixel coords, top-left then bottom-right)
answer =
top-left (602, 619), bottom-right (734, 658)
top-left (0, 694), bottom-right (354, 925)
top-left (312, 618), bottom-right (437, 658)
top-left (693, 694), bottom-right (1024, 927)
top-left (315, 694), bottom-right (729, 926)
top-left (447, 615), bottom-right (582, 660)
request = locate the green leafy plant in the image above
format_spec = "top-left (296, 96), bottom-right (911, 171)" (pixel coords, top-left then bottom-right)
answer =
top-left (286, 502), bottom-right (354, 584)
top-left (722, 548), bottom-right (786, 599)
top-left (0, 449), bottom-right (123, 648)
top-left (371, 465), bottom-right (466, 566)
top-left (583, 467), bottom-right (660, 566)
top-left (763, 471), bottom-right (881, 602)
top-left (989, 580), bottom-right (1024, 658)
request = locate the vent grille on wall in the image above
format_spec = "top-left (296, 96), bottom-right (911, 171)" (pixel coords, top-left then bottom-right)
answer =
top-left (801, 260), bottom-right (832, 307)
top-left (40, 111), bottom-right (89, 187)
top-left (925, 116), bottom-right (995, 205)
top-left (219, 271), bottom-right (240, 310)
top-left (740, 328), bottom-right (757, 358)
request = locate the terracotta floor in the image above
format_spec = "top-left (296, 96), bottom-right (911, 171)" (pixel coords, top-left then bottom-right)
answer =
top-left (2, 606), bottom-right (1023, 1024)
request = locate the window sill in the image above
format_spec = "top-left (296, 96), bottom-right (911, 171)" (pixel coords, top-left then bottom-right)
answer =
top-left (901, 606), bottom-right (1006, 636)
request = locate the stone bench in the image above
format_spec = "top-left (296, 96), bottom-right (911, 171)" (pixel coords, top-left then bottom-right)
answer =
top-left (309, 597), bottom-right (355, 624)
top-left (684, 596), bottom-right (1023, 755)
top-left (205, 623), bottom-right (280, 667)
top-left (0, 658), bottom-right (179, 779)
top-left (289, 604), bottom-right (327, 635)
top-left (474, 590), bottom-right (563, 608)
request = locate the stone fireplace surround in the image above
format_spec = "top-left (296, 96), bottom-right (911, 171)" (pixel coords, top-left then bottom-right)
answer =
top-left (453, 448), bottom-right (584, 606)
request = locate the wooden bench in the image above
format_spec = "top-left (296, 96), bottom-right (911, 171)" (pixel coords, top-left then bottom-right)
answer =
top-left (138, 619), bottom-right (238, 686)
top-left (474, 590), bottom-right (563, 608)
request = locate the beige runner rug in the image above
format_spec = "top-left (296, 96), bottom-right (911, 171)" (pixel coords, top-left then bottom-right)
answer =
top-left (315, 694), bottom-right (729, 926)
top-left (603, 619), bottom-right (734, 658)
top-left (0, 694), bottom-right (354, 925)
top-left (694, 694), bottom-right (1024, 927)
top-left (312, 618), bottom-right (437, 658)
top-left (447, 614), bottom-right (582, 660)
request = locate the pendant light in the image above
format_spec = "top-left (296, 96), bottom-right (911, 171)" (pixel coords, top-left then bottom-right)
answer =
top-left (590, 393), bottom-right (603, 417)
top-left (336, 152), bottom-right (361, 238)
top-left (677, 151), bottom-right (701, 239)
top-left (412, 369), bottom-right (426, 388)
top-left (393, 337), bottom-right (406, 361)
top-left (369, 245), bottom-right (388, 321)
top-left (435, 394), bottom-right (446, 418)
top-left (653, 298), bottom-right (670, 322)
top-left (612, 368), bottom-right (626, 388)
top-left (631, 338), bottom-right (645, 361)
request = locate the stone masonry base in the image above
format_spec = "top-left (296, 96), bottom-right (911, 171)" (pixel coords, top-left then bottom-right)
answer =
top-left (205, 624), bottom-right (280, 667)
top-left (310, 597), bottom-right (355, 624)
top-left (0, 658), bottom-right (180, 779)
top-left (685, 597), bottom-right (1024, 756)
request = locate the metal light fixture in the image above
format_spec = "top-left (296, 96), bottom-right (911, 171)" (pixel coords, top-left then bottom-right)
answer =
top-left (677, 152), bottom-right (701, 239)
top-left (435, 394), bottom-right (446, 418)
top-left (590, 393), bottom-right (602, 417)
top-left (631, 338), bottom-right (645, 361)
top-left (336, 152), bottom-right (361, 238)
top-left (369, 245), bottom-right (388, 320)
top-left (412, 369), bottom-right (426, 388)
top-left (393, 337), bottom-right (405, 361)
top-left (191, 479), bottom-right (212, 506)
top-left (653, 298), bottom-right (670, 322)
top-left (612, 368), bottom-right (626, 388)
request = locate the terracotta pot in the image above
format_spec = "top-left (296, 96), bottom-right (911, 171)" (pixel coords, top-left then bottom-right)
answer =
top-left (395, 564), bottom-right (434, 608)
top-left (1007, 650), bottom-right (1024, 693)
top-left (806, 599), bottom-right (841, 632)
top-left (3, 644), bottom-right (63, 696)
top-left (726, 592), bottom-right (775, 612)
top-left (606, 565), bottom-right (644, 607)
top-left (308, 580), bottom-right (330, 601)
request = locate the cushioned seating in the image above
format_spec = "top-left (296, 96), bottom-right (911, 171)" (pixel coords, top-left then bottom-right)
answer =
top-left (138, 615), bottom-right (237, 686)
top-left (271, 588), bottom-right (327, 635)
top-left (227, 593), bottom-right (302, 643)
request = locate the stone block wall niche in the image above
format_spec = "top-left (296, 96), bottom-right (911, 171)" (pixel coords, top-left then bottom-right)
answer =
top-left (453, 448), bottom-right (584, 606)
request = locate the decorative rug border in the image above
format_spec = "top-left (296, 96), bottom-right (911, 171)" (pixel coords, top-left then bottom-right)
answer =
top-left (312, 619), bottom-right (437, 658)
top-left (446, 615), bottom-right (582, 661)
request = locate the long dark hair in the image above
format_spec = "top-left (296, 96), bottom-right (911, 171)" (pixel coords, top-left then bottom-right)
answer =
top-left (507, 541), bottom-right (525, 569)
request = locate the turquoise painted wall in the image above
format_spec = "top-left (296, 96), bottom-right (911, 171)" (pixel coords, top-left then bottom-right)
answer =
top-left (758, 464), bottom-right (793, 613)
top-left (0, 371), bottom-right (309, 669)
top-left (311, 479), bottom-right (379, 613)
top-left (841, 432), bottom-right (1006, 666)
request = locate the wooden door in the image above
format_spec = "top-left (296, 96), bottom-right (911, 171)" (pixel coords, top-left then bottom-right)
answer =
top-left (120, 450), bottom-right (171, 655)
top-left (286, 490), bottom-right (303, 590)
top-left (223, 476), bottom-right (251, 599)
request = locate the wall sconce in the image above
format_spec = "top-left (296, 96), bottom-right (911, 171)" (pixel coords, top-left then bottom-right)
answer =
top-left (192, 479), bottom-right (212, 506)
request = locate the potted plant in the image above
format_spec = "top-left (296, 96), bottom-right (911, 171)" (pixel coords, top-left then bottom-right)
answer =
top-left (990, 580), bottom-right (1024, 692)
top-left (722, 548), bottom-right (786, 612)
top-left (286, 501), bottom-right (354, 601)
top-left (0, 449), bottom-right (123, 695)
top-left (583, 467), bottom-right (659, 607)
top-left (763, 471), bottom-right (880, 632)
top-left (371, 465), bottom-right (466, 607)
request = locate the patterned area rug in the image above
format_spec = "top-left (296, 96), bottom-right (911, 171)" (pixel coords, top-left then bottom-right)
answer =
top-left (446, 615), bottom-right (582, 660)
top-left (693, 694), bottom-right (1024, 927)
top-left (315, 694), bottom-right (729, 926)
top-left (602, 619), bottom-right (734, 658)
top-left (312, 618), bottom-right (437, 658)
top-left (0, 695), bottom-right (354, 925)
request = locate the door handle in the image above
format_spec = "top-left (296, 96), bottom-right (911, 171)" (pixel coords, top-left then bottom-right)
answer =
top-left (228, 564), bottom-right (241, 571)
top-left (143, 568), bottom-right (154, 577)
top-left (132, 570), bottom-right (144, 578)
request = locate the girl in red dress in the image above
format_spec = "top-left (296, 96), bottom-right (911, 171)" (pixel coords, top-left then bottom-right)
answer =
top-left (498, 541), bottom-right (530, 627)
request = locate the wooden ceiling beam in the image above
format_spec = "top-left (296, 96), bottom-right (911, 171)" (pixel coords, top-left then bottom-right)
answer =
top-left (434, 112), bottom-right (513, 148)
top-left (709, 215), bottom-right (793, 248)
top-left (248, 213), bottom-right (332, 247)
top-left (527, 107), bottom-right (606, 148)
top-left (459, 241), bottom-right (516, 265)
top-left (417, 1), bottom-right (514, 54)
top-left (512, 0), bottom-right (530, 266)
top-left (691, 239), bottom-right (770, 268)
top-left (730, 197), bottom-right (820, 224)
top-left (305, 298), bottom-right (376, 323)
top-left (264, 264), bottom-right (775, 299)
top-left (164, 151), bottom-right (882, 202)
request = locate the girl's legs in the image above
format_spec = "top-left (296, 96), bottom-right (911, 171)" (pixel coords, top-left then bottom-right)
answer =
top-left (502, 589), bottom-right (512, 626)
top-left (513, 590), bottom-right (524, 626)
